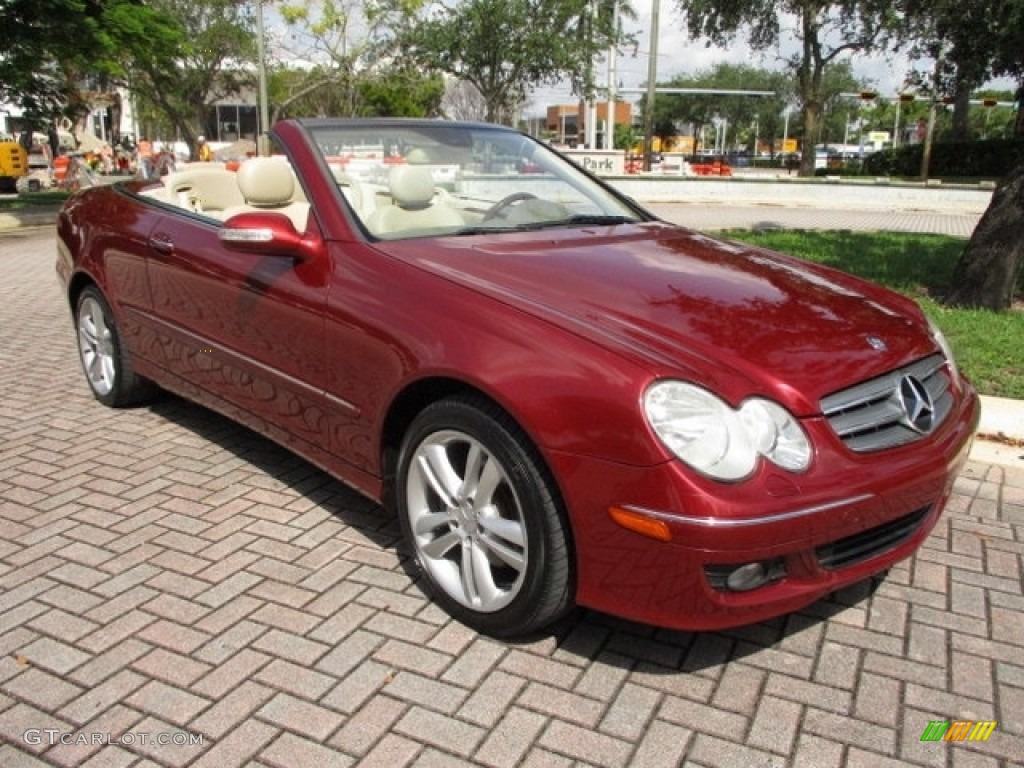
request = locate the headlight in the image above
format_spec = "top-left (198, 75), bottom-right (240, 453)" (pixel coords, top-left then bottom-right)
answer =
top-left (928, 317), bottom-right (960, 386)
top-left (643, 381), bottom-right (812, 481)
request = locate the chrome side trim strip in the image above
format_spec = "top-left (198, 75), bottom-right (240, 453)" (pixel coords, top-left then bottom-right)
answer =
top-left (623, 493), bottom-right (875, 529)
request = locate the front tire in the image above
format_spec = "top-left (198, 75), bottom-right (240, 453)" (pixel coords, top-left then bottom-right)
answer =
top-left (75, 286), bottom-right (153, 407)
top-left (397, 396), bottom-right (572, 636)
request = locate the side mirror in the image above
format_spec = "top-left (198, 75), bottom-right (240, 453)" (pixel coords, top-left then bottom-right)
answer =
top-left (218, 211), bottom-right (321, 262)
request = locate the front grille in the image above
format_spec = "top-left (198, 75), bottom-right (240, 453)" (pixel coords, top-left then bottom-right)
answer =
top-left (816, 506), bottom-right (930, 570)
top-left (820, 354), bottom-right (953, 452)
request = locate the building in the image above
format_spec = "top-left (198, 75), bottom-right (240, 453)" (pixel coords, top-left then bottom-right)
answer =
top-left (545, 102), bottom-right (633, 148)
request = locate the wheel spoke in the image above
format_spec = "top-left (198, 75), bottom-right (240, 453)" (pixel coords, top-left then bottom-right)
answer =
top-left (460, 539), bottom-right (499, 606)
top-left (416, 444), bottom-right (461, 508)
top-left (460, 441), bottom-right (485, 499)
top-left (80, 316), bottom-right (98, 347)
top-left (414, 511), bottom-right (453, 536)
top-left (469, 449), bottom-right (504, 506)
top-left (479, 531), bottom-right (526, 572)
top-left (93, 306), bottom-right (108, 341)
top-left (421, 529), bottom-right (461, 560)
top-left (100, 355), bottom-right (116, 387)
top-left (479, 514), bottom-right (525, 548)
top-left (88, 352), bottom-right (104, 381)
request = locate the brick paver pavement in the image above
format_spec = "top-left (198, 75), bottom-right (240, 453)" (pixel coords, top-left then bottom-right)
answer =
top-left (1, 226), bottom-right (1022, 767)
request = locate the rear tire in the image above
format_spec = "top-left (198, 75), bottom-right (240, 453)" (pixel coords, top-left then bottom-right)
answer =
top-left (75, 286), bottom-right (154, 407)
top-left (397, 396), bottom-right (573, 636)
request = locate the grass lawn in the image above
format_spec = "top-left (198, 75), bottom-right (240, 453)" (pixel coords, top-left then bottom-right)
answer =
top-left (0, 191), bottom-right (70, 209)
top-left (724, 230), bottom-right (1024, 400)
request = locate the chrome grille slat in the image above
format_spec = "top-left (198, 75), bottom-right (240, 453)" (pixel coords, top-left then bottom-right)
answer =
top-left (844, 426), bottom-right (918, 453)
top-left (820, 354), bottom-right (952, 453)
top-left (828, 400), bottom-right (906, 437)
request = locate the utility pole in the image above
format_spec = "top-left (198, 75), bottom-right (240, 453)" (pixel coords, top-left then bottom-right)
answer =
top-left (642, 0), bottom-right (660, 171)
top-left (256, 0), bottom-right (271, 156)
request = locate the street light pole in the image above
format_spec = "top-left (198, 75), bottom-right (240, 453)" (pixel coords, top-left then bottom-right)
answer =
top-left (256, 0), bottom-right (271, 156)
top-left (642, 0), bottom-right (660, 171)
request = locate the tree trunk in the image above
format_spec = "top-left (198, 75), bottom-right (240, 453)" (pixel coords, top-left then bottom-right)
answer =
top-left (799, 102), bottom-right (820, 177)
top-left (1016, 82), bottom-right (1024, 138)
top-left (944, 159), bottom-right (1024, 311)
top-left (951, 79), bottom-right (971, 141)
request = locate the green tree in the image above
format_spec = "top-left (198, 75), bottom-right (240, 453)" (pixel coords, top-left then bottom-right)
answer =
top-left (901, 0), bottom-right (999, 140)
top-left (120, 0), bottom-right (256, 155)
top-left (356, 65), bottom-right (445, 117)
top-left (643, 61), bottom-right (862, 160)
top-left (404, 0), bottom-right (634, 124)
top-left (674, 0), bottom-right (901, 176)
top-left (273, 0), bottom-right (430, 120)
top-left (937, 0), bottom-right (1024, 310)
top-left (643, 63), bottom-right (795, 156)
top-left (0, 0), bottom-right (147, 131)
top-left (990, 0), bottom-right (1024, 136)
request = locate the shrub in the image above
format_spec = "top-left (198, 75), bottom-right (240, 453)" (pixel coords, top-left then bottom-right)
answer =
top-left (864, 139), bottom-right (1024, 179)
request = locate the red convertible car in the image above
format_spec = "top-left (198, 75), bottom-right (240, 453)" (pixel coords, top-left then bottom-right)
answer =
top-left (57, 118), bottom-right (980, 636)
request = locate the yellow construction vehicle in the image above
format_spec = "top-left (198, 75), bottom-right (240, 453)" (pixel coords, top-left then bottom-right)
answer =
top-left (0, 141), bottom-right (30, 193)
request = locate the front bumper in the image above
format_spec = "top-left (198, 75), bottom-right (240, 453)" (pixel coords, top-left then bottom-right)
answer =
top-left (550, 384), bottom-right (980, 631)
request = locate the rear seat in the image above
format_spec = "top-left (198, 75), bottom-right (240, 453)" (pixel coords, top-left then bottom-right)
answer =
top-left (161, 164), bottom-right (245, 214)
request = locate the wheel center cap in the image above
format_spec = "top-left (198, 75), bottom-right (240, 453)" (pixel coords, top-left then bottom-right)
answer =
top-left (453, 497), bottom-right (479, 534)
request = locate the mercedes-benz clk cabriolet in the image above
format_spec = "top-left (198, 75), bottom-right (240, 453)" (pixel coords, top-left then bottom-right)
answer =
top-left (56, 118), bottom-right (980, 636)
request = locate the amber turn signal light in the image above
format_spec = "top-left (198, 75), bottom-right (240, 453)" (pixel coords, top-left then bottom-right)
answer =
top-left (609, 506), bottom-right (672, 542)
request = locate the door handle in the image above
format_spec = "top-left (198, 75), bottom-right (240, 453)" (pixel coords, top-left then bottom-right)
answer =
top-left (148, 233), bottom-right (175, 255)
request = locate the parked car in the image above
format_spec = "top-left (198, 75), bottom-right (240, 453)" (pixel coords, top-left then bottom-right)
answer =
top-left (57, 118), bottom-right (980, 636)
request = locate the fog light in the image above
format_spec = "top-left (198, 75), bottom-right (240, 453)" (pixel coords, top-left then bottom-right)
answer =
top-left (705, 559), bottom-right (785, 592)
top-left (726, 562), bottom-right (769, 591)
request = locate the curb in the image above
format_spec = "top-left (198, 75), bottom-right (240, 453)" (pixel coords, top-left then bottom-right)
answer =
top-left (973, 395), bottom-right (1024, 467)
top-left (977, 395), bottom-right (1024, 439)
top-left (0, 208), bottom-right (60, 231)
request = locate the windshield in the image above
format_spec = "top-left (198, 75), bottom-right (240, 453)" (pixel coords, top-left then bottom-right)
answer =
top-left (305, 121), bottom-right (647, 240)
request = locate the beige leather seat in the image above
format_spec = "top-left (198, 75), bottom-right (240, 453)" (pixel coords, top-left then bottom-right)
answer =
top-left (162, 165), bottom-right (244, 213)
top-left (221, 157), bottom-right (310, 231)
top-left (365, 165), bottom-right (463, 237)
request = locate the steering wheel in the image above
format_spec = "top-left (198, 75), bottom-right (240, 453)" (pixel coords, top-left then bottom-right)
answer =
top-left (482, 192), bottom-right (537, 221)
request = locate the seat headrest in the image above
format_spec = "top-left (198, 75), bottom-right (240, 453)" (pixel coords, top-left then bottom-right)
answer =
top-left (389, 165), bottom-right (435, 210)
top-left (405, 148), bottom-right (431, 164)
top-left (236, 157), bottom-right (295, 206)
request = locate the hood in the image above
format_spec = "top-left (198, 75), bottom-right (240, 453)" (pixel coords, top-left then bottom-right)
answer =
top-left (377, 223), bottom-right (936, 413)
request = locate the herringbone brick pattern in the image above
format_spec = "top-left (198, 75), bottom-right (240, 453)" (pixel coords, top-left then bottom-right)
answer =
top-left (1, 228), bottom-right (1021, 767)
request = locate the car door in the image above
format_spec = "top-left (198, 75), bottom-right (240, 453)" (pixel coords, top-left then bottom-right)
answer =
top-left (144, 212), bottom-right (331, 452)
top-left (82, 191), bottom-right (163, 363)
